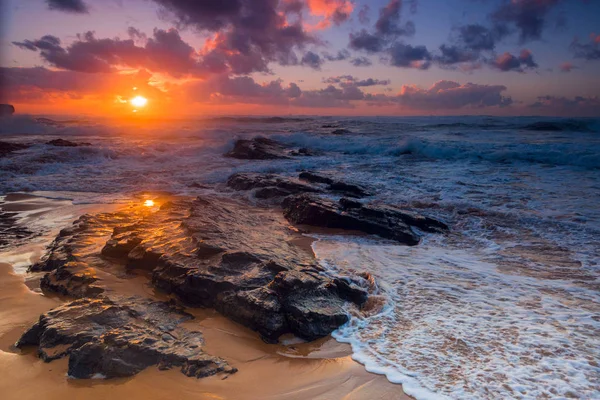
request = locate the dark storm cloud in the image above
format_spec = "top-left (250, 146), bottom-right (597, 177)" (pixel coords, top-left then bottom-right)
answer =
top-left (491, 0), bottom-right (562, 43)
top-left (46, 0), bottom-right (89, 13)
top-left (388, 43), bottom-right (431, 69)
top-left (491, 49), bottom-right (538, 72)
top-left (570, 34), bottom-right (600, 60)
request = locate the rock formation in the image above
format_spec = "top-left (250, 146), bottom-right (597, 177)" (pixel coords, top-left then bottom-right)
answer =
top-left (16, 296), bottom-right (235, 379)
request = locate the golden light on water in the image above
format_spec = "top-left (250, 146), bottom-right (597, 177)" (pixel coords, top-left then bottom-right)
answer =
top-left (144, 199), bottom-right (155, 207)
top-left (130, 95), bottom-right (148, 108)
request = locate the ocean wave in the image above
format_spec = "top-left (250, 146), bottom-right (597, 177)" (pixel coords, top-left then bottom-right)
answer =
top-left (274, 133), bottom-right (600, 169)
top-left (521, 119), bottom-right (597, 132)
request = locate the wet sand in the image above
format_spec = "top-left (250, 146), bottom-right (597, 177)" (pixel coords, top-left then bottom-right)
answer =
top-left (0, 194), bottom-right (412, 400)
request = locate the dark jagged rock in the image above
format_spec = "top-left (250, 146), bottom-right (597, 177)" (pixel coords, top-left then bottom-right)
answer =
top-left (283, 194), bottom-right (448, 245)
top-left (228, 172), bottom-right (371, 200)
top-left (332, 129), bottom-right (351, 135)
top-left (30, 213), bottom-right (119, 272)
top-left (227, 172), bottom-right (321, 199)
top-left (46, 139), bottom-right (92, 147)
top-left (0, 141), bottom-right (29, 158)
top-left (16, 296), bottom-right (235, 379)
top-left (0, 209), bottom-right (36, 248)
top-left (35, 196), bottom-right (365, 342)
top-left (40, 261), bottom-right (104, 298)
top-left (299, 171), bottom-right (334, 185)
top-left (0, 104), bottom-right (15, 115)
top-left (299, 172), bottom-right (371, 198)
top-left (289, 147), bottom-right (319, 157)
top-left (225, 137), bottom-right (291, 160)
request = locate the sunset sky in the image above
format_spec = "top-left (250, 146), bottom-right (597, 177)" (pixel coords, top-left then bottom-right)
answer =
top-left (0, 0), bottom-right (599, 117)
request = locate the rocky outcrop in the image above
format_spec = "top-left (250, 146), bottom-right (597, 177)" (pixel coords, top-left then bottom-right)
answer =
top-left (283, 194), bottom-right (448, 245)
top-left (299, 172), bottom-right (371, 197)
top-left (225, 137), bottom-right (291, 160)
top-left (227, 172), bottom-right (371, 200)
top-left (0, 141), bottom-right (29, 158)
top-left (227, 173), bottom-right (321, 199)
top-left (0, 104), bottom-right (15, 116)
top-left (16, 296), bottom-right (235, 379)
top-left (32, 196), bottom-right (369, 343)
top-left (46, 139), bottom-right (91, 147)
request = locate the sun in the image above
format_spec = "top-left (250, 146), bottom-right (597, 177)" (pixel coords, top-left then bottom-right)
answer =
top-left (130, 95), bottom-right (148, 108)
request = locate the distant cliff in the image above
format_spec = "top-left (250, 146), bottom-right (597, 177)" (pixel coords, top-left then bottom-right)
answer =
top-left (0, 104), bottom-right (15, 115)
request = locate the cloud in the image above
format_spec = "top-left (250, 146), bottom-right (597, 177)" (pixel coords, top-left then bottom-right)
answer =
top-left (358, 4), bottom-right (370, 25)
top-left (491, 0), bottom-right (562, 43)
top-left (455, 24), bottom-right (509, 52)
top-left (322, 75), bottom-right (390, 87)
top-left (301, 51), bottom-right (323, 69)
top-left (350, 56), bottom-right (372, 66)
top-left (390, 80), bottom-right (513, 109)
top-left (388, 43), bottom-right (431, 69)
top-left (13, 29), bottom-right (205, 77)
top-left (435, 44), bottom-right (479, 66)
top-left (46, 0), bottom-right (89, 13)
top-left (0, 66), bottom-right (161, 104)
top-left (491, 49), bottom-right (538, 72)
top-left (323, 49), bottom-right (350, 61)
top-left (570, 33), bottom-right (600, 60)
top-left (305, 0), bottom-right (354, 28)
top-left (349, 0), bottom-right (415, 53)
top-left (559, 62), bottom-right (576, 72)
top-left (528, 95), bottom-right (600, 116)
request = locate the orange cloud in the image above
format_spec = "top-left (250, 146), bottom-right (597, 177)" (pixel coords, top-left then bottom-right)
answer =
top-left (306, 0), bottom-right (354, 29)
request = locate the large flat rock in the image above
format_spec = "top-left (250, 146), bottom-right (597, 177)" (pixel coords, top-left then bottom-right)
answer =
top-left (33, 196), bottom-right (369, 343)
top-left (17, 296), bottom-right (235, 379)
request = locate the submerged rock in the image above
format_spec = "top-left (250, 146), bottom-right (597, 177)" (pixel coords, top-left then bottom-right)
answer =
top-left (227, 172), bottom-right (321, 199)
top-left (16, 296), bottom-right (235, 379)
top-left (299, 171), bottom-right (371, 198)
top-left (283, 194), bottom-right (448, 245)
top-left (225, 137), bottom-right (291, 160)
top-left (0, 104), bottom-right (15, 116)
top-left (227, 172), bottom-right (371, 200)
top-left (331, 129), bottom-right (351, 135)
top-left (46, 139), bottom-right (91, 147)
top-left (0, 141), bottom-right (29, 158)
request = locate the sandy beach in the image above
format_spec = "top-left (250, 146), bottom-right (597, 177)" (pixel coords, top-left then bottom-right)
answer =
top-left (0, 194), bottom-right (412, 400)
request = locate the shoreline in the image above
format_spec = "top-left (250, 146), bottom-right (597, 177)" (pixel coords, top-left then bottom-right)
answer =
top-left (0, 192), bottom-right (413, 400)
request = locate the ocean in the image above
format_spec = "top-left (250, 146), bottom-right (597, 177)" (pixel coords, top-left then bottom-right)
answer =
top-left (1, 115), bottom-right (599, 399)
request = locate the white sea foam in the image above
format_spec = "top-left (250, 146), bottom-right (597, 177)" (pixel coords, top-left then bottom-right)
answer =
top-left (314, 235), bottom-right (600, 399)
